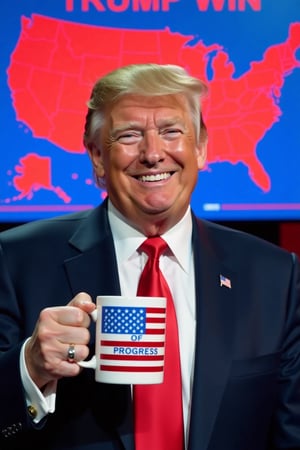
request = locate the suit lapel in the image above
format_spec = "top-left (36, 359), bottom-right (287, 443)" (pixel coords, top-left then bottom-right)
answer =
top-left (63, 201), bottom-right (121, 301)
top-left (188, 217), bottom-right (237, 450)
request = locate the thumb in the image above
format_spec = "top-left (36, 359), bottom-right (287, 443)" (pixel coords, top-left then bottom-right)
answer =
top-left (67, 291), bottom-right (96, 314)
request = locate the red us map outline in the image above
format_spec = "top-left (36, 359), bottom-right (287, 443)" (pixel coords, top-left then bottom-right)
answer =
top-left (6, 14), bottom-right (300, 203)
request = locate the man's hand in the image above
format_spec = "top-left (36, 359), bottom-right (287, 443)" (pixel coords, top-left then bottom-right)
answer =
top-left (25, 292), bottom-right (96, 389)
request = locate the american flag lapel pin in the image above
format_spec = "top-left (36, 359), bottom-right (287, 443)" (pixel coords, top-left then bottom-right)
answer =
top-left (220, 274), bottom-right (232, 289)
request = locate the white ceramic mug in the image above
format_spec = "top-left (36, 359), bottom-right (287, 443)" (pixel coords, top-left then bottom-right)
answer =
top-left (78, 295), bottom-right (167, 384)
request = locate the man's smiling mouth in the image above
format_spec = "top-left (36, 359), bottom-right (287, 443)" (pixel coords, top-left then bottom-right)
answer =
top-left (137, 172), bottom-right (172, 182)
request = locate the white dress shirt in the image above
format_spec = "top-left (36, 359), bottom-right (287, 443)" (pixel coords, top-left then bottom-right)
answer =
top-left (108, 201), bottom-right (196, 447)
top-left (20, 201), bottom-right (196, 447)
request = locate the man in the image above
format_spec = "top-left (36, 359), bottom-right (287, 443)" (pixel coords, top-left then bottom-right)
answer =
top-left (0, 63), bottom-right (300, 450)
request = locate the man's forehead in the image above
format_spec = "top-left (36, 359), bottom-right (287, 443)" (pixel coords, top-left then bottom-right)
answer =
top-left (108, 93), bottom-right (190, 122)
top-left (115, 92), bottom-right (186, 108)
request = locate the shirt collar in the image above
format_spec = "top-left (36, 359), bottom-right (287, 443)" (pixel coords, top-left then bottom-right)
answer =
top-left (108, 200), bottom-right (193, 273)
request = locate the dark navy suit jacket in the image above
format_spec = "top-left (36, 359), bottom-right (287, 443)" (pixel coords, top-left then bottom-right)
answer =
top-left (0, 199), bottom-right (300, 450)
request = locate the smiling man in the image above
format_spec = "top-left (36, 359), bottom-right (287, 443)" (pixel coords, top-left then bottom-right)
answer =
top-left (86, 91), bottom-right (206, 236)
top-left (0, 63), bottom-right (300, 450)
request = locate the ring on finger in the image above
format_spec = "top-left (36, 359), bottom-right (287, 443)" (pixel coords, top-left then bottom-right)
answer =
top-left (67, 344), bottom-right (76, 363)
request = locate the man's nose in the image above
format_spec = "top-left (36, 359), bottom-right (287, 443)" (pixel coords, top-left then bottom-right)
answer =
top-left (138, 131), bottom-right (165, 164)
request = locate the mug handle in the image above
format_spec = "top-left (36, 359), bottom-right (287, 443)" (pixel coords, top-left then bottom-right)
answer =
top-left (77, 308), bottom-right (98, 369)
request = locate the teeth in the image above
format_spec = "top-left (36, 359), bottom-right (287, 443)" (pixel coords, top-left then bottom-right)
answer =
top-left (138, 173), bottom-right (171, 182)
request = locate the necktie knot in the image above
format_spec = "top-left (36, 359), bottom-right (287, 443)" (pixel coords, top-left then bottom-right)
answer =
top-left (140, 236), bottom-right (168, 262)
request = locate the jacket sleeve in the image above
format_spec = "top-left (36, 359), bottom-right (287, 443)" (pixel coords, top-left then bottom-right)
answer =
top-left (271, 252), bottom-right (300, 449)
top-left (0, 242), bottom-right (38, 440)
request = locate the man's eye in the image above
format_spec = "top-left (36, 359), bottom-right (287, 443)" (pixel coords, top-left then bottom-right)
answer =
top-left (116, 131), bottom-right (142, 143)
top-left (161, 129), bottom-right (182, 138)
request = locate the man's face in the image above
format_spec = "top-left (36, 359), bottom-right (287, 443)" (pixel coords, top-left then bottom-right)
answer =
top-left (89, 94), bottom-right (207, 233)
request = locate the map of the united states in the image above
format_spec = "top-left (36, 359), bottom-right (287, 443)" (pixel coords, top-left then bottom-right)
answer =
top-left (7, 14), bottom-right (300, 200)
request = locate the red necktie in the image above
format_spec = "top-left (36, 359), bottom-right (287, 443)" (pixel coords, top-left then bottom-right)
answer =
top-left (134, 237), bottom-right (184, 450)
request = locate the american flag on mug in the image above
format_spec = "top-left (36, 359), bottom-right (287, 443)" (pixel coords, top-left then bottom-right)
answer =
top-left (99, 305), bottom-right (166, 373)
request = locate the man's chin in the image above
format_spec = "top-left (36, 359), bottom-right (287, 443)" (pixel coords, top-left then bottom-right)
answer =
top-left (137, 193), bottom-right (176, 213)
top-left (139, 202), bottom-right (173, 216)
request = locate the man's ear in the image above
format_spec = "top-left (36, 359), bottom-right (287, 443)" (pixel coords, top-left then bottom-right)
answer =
top-left (196, 139), bottom-right (207, 170)
top-left (87, 143), bottom-right (105, 178)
